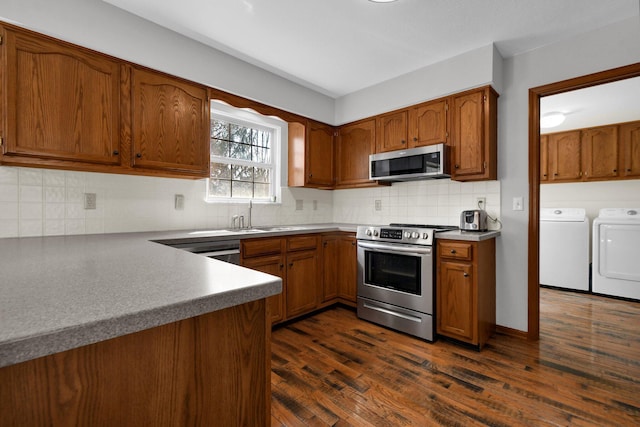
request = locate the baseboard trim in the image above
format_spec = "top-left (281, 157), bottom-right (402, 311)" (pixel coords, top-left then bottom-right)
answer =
top-left (496, 325), bottom-right (528, 340)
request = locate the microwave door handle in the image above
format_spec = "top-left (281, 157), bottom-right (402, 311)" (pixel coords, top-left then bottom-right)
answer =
top-left (357, 241), bottom-right (432, 255)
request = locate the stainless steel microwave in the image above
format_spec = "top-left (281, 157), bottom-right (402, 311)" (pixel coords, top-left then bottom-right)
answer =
top-left (369, 143), bottom-right (450, 181)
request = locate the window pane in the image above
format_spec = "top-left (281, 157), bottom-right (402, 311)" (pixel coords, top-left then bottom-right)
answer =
top-left (232, 181), bottom-right (253, 198)
top-left (256, 130), bottom-right (271, 149)
top-left (211, 139), bottom-right (229, 157)
top-left (232, 165), bottom-right (254, 182)
top-left (252, 146), bottom-right (271, 164)
top-left (209, 179), bottom-right (231, 198)
top-left (254, 167), bottom-right (271, 184)
top-left (229, 142), bottom-right (252, 160)
top-left (212, 121), bottom-right (229, 140)
top-left (210, 162), bottom-right (231, 179)
top-left (231, 124), bottom-right (253, 143)
top-left (254, 183), bottom-right (271, 199)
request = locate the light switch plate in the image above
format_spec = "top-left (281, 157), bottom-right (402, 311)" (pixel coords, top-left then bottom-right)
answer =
top-left (175, 194), bottom-right (184, 210)
top-left (375, 200), bottom-right (382, 211)
top-left (513, 196), bottom-right (524, 211)
top-left (295, 199), bottom-right (303, 211)
top-left (84, 193), bottom-right (97, 210)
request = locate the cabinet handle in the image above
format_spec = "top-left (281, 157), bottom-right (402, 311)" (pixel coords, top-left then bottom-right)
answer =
top-left (454, 164), bottom-right (460, 169)
top-left (323, 241), bottom-right (328, 247)
top-left (279, 264), bottom-right (284, 269)
top-left (463, 273), bottom-right (469, 278)
top-left (401, 140), bottom-right (406, 144)
top-left (554, 173), bottom-right (558, 176)
top-left (136, 153), bottom-right (142, 158)
top-left (112, 150), bottom-right (119, 156)
top-left (542, 174), bottom-right (547, 177)
top-left (413, 137), bottom-right (418, 142)
top-left (613, 169), bottom-right (617, 173)
top-left (450, 249), bottom-right (457, 254)
top-left (288, 262), bottom-right (294, 268)
top-left (628, 168), bottom-right (632, 172)
top-left (352, 242), bottom-right (356, 246)
top-left (308, 174), bottom-right (313, 178)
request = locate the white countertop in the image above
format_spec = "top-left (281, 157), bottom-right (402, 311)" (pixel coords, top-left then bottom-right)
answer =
top-left (0, 224), bottom-right (356, 368)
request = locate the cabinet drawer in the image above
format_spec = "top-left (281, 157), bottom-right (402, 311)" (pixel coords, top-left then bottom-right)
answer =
top-left (287, 235), bottom-right (318, 252)
top-left (439, 241), bottom-right (473, 261)
top-left (242, 238), bottom-right (284, 258)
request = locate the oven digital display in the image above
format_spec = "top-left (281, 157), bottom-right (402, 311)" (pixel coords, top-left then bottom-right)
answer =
top-left (380, 228), bottom-right (403, 239)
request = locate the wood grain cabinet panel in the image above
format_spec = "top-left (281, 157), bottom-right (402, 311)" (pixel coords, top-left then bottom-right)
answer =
top-left (548, 130), bottom-right (582, 181)
top-left (321, 233), bottom-right (357, 305)
top-left (581, 125), bottom-right (619, 180)
top-left (129, 67), bottom-right (209, 176)
top-left (336, 119), bottom-right (377, 187)
top-left (243, 254), bottom-right (285, 324)
top-left (409, 98), bottom-right (448, 147)
top-left (286, 249), bottom-right (319, 318)
top-left (620, 120), bottom-right (640, 178)
top-left (1, 24), bottom-right (121, 166)
top-left (376, 110), bottom-right (409, 153)
top-left (540, 134), bottom-right (549, 181)
top-left (450, 87), bottom-right (498, 181)
top-left (437, 238), bottom-right (496, 349)
top-left (288, 120), bottom-right (335, 188)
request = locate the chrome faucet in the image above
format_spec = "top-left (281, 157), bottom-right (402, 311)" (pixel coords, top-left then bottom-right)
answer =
top-left (247, 200), bottom-right (252, 229)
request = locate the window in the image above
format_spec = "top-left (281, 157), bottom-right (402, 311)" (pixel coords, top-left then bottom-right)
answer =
top-left (207, 102), bottom-right (282, 202)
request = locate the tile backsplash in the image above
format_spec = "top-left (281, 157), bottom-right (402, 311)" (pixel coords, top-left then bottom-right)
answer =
top-left (0, 166), bottom-right (501, 238)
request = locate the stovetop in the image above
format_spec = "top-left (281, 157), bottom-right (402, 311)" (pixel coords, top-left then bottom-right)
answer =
top-left (356, 223), bottom-right (459, 246)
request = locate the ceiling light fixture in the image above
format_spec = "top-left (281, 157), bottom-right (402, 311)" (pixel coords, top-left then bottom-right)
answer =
top-left (369, 0), bottom-right (398, 3)
top-left (540, 112), bottom-right (566, 129)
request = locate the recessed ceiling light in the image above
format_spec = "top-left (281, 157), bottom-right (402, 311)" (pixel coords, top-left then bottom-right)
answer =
top-left (369, 0), bottom-right (398, 3)
top-left (540, 112), bottom-right (566, 129)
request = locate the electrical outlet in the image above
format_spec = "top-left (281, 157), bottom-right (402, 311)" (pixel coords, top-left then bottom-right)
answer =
top-left (375, 200), bottom-right (382, 211)
top-left (295, 199), bottom-right (303, 211)
top-left (476, 197), bottom-right (486, 210)
top-left (174, 194), bottom-right (184, 210)
top-left (84, 193), bottom-right (97, 210)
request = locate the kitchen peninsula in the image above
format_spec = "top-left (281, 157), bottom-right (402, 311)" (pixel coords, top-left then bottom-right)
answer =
top-left (0, 231), bottom-right (282, 426)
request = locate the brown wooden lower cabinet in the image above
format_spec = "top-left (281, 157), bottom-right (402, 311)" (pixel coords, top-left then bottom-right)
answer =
top-left (436, 238), bottom-right (496, 349)
top-left (321, 233), bottom-right (357, 306)
top-left (0, 300), bottom-right (270, 426)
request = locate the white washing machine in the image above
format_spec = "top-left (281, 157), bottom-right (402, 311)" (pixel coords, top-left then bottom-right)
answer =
top-left (539, 208), bottom-right (590, 291)
top-left (592, 208), bottom-right (640, 300)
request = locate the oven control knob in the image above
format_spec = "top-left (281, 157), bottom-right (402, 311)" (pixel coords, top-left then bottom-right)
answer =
top-left (411, 232), bottom-right (419, 239)
top-left (366, 229), bottom-right (372, 236)
top-left (422, 233), bottom-right (429, 240)
top-left (373, 230), bottom-right (379, 236)
top-left (404, 232), bottom-right (411, 239)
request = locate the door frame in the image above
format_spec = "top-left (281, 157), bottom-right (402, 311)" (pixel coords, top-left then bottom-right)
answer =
top-left (528, 62), bottom-right (640, 340)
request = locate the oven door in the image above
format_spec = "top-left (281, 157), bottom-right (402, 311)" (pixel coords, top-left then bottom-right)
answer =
top-left (357, 240), bottom-right (433, 314)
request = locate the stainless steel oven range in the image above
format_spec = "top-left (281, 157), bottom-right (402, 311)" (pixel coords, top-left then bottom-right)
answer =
top-left (356, 223), bottom-right (456, 341)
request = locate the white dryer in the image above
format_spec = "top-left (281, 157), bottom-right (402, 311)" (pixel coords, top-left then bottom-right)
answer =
top-left (592, 208), bottom-right (640, 300)
top-left (539, 208), bottom-right (590, 291)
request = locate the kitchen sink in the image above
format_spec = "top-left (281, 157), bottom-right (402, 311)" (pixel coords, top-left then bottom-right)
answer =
top-left (186, 226), bottom-right (308, 236)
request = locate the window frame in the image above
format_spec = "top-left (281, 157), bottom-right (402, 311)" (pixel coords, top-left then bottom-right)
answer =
top-left (206, 102), bottom-right (283, 203)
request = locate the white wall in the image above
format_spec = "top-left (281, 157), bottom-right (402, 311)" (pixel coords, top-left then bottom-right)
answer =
top-left (334, 44), bottom-right (500, 125)
top-left (498, 16), bottom-right (640, 330)
top-left (0, 0), bottom-right (335, 124)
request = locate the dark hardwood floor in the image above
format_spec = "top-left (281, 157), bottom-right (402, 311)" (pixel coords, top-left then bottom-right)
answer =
top-left (270, 288), bottom-right (640, 426)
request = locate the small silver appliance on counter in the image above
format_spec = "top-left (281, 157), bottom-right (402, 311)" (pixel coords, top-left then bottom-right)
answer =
top-left (460, 210), bottom-right (488, 231)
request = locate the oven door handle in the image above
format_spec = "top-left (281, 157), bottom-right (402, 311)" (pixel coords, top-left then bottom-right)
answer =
top-left (362, 302), bottom-right (422, 323)
top-left (357, 241), bottom-right (432, 256)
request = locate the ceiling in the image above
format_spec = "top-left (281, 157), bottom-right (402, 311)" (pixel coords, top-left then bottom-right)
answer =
top-left (103, 0), bottom-right (639, 98)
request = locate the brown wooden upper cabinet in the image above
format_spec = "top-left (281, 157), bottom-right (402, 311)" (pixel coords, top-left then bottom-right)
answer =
top-left (408, 98), bottom-right (449, 147)
top-left (0, 24), bottom-right (121, 167)
top-left (376, 110), bottom-right (409, 152)
top-left (450, 86), bottom-right (498, 181)
top-left (336, 119), bottom-right (377, 187)
top-left (541, 120), bottom-right (640, 184)
top-left (620, 121), bottom-right (640, 178)
top-left (288, 120), bottom-right (335, 188)
top-left (127, 66), bottom-right (209, 176)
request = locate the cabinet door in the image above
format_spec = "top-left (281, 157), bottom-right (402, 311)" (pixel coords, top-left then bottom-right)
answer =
top-left (548, 130), bottom-right (582, 181)
top-left (620, 121), bottom-right (640, 178)
top-left (2, 26), bottom-right (121, 165)
top-left (450, 90), bottom-right (485, 178)
top-left (376, 110), bottom-right (408, 153)
top-left (437, 260), bottom-right (475, 342)
top-left (306, 122), bottom-right (335, 186)
top-left (409, 99), bottom-right (448, 147)
top-left (336, 119), bottom-right (376, 186)
top-left (286, 250), bottom-right (319, 318)
top-left (582, 125), bottom-right (619, 180)
top-left (337, 236), bottom-right (357, 302)
top-left (242, 255), bottom-right (285, 324)
top-left (321, 236), bottom-right (340, 302)
top-left (540, 134), bottom-right (549, 182)
top-left (130, 67), bottom-right (209, 176)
